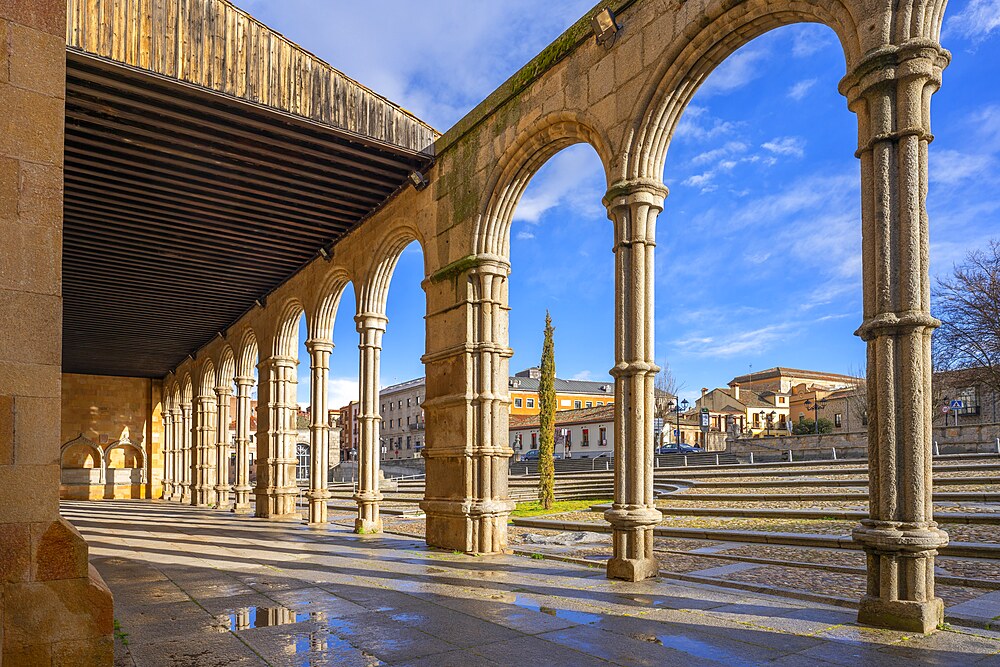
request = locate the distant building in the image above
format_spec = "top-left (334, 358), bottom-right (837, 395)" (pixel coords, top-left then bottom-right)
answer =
top-left (508, 367), bottom-right (615, 415)
top-left (338, 401), bottom-right (360, 461)
top-left (379, 377), bottom-right (426, 460)
top-left (729, 367), bottom-right (859, 395)
top-left (509, 405), bottom-right (615, 460)
top-left (696, 384), bottom-right (791, 437)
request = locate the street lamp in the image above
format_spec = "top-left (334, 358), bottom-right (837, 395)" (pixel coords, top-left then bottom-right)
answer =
top-left (803, 398), bottom-right (827, 434)
top-left (666, 398), bottom-right (690, 447)
top-left (758, 410), bottom-right (775, 437)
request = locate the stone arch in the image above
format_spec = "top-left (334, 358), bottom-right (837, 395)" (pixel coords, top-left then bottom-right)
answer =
top-left (234, 327), bottom-right (259, 379)
top-left (103, 440), bottom-right (145, 470)
top-left (627, 0), bottom-right (863, 181)
top-left (310, 266), bottom-right (353, 342)
top-left (357, 225), bottom-right (426, 317)
top-left (181, 373), bottom-right (193, 404)
top-left (60, 434), bottom-right (103, 470)
top-left (197, 358), bottom-right (216, 396)
top-left (475, 111), bottom-right (614, 259)
top-left (270, 297), bottom-right (307, 358)
top-left (216, 344), bottom-right (236, 388)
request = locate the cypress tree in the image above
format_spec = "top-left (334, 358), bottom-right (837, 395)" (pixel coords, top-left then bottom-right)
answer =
top-left (538, 311), bottom-right (556, 509)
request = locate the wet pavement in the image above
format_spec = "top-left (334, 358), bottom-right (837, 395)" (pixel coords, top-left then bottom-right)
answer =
top-left (62, 500), bottom-right (1000, 666)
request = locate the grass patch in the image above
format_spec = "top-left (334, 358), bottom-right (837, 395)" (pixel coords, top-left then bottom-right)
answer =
top-left (511, 499), bottom-right (612, 517)
top-left (113, 618), bottom-right (129, 646)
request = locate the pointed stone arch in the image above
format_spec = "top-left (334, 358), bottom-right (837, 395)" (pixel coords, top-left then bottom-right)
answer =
top-left (270, 297), bottom-right (307, 359)
top-left (309, 266), bottom-right (353, 343)
top-left (475, 111), bottom-right (614, 260)
top-left (357, 226), bottom-right (426, 318)
top-left (234, 327), bottom-right (259, 380)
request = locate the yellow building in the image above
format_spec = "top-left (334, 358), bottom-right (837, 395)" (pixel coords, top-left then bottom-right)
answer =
top-left (508, 368), bottom-right (615, 416)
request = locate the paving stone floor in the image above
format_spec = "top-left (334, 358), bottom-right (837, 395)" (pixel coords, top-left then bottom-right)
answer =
top-left (63, 500), bottom-right (1000, 667)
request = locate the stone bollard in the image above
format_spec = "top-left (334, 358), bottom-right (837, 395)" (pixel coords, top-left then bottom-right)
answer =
top-left (995, 438), bottom-right (999, 455)
top-left (934, 441), bottom-right (940, 456)
top-left (832, 447), bottom-right (837, 460)
top-left (788, 449), bottom-right (793, 463)
top-left (605, 460), bottom-right (610, 471)
top-left (749, 452), bottom-right (754, 465)
top-left (684, 456), bottom-right (688, 467)
top-left (715, 454), bottom-right (720, 465)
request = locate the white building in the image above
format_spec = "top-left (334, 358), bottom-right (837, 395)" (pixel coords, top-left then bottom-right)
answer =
top-left (509, 405), bottom-right (615, 460)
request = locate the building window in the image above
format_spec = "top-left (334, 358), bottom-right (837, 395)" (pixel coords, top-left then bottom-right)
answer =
top-left (582, 429), bottom-right (590, 446)
top-left (381, 403), bottom-right (386, 412)
top-left (527, 398), bottom-right (535, 408)
top-left (295, 443), bottom-right (310, 483)
top-left (407, 398), bottom-right (411, 407)
top-left (398, 400), bottom-right (402, 409)
top-left (599, 427), bottom-right (607, 446)
top-left (834, 413), bottom-right (843, 428)
top-left (514, 398), bottom-right (523, 408)
top-left (416, 396), bottom-right (421, 405)
top-left (861, 412), bottom-right (869, 426)
top-left (585, 401), bottom-right (593, 408)
top-left (574, 400), bottom-right (582, 409)
top-left (597, 401), bottom-right (604, 406)
top-left (530, 433), bottom-right (537, 449)
top-left (406, 436), bottom-right (411, 450)
top-left (953, 386), bottom-right (980, 415)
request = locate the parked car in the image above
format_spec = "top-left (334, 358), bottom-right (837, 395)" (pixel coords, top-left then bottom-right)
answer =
top-left (521, 449), bottom-right (564, 461)
top-left (656, 442), bottom-right (702, 455)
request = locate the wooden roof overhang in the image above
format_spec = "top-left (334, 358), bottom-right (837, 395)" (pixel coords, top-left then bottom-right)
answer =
top-left (62, 50), bottom-right (434, 377)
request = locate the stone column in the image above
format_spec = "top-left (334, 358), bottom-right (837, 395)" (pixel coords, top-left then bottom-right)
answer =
top-left (841, 40), bottom-right (950, 634)
top-left (192, 392), bottom-right (218, 506)
top-left (233, 376), bottom-right (254, 514)
top-left (354, 313), bottom-right (386, 533)
top-left (171, 408), bottom-right (184, 501)
top-left (306, 340), bottom-right (333, 525)
top-left (254, 356), bottom-right (299, 519)
top-left (602, 180), bottom-right (668, 582)
top-left (180, 401), bottom-right (193, 503)
top-left (421, 260), bottom-right (516, 553)
top-left (214, 385), bottom-right (233, 509)
top-left (162, 409), bottom-right (174, 499)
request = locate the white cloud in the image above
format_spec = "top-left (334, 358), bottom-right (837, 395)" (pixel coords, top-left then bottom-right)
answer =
top-left (691, 141), bottom-right (748, 165)
top-left (787, 78), bottom-right (817, 101)
top-left (675, 114), bottom-right (737, 143)
top-left (571, 370), bottom-right (593, 381)
top-left (327, 376), bottom-right (359, 410)
top-left (945, 0), bottom-right (1000, 42)
top-left (929, 149), bottom-right (994, 186)
top-left (762, 137), bottom-right (806, 158)
top-left (698, 45), bottom-right (769, 97)
top-left (512, 145), bottom-right (605, 223)
top-left (791, 24), bottom-right (837, 57)
top-left (675, 324), bottom-right (795, 357)
top-left (515, 230), bottom-right (535, 240)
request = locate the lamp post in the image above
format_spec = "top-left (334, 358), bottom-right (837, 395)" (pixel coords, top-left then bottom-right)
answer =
top-left (758, 410), bottom-right (775, 437)
top-left (666, 398), bottom-right (689, 447)
top-left (803, 397), bottom-right (827, 434)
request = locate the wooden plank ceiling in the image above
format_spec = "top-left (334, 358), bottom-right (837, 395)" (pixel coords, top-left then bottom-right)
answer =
top-left (62, 51), bottom-right (433, 377)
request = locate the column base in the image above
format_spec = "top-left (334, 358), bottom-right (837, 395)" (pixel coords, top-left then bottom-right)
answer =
top-left (858, 595), bottom-right (944, 634)
top-left (232, 503), bottom-right (253, 515)
top-left (607, 555), bottom-right (659, 582)
top-left (354, 517), bottom-right (383, 534)
top-left (422, 498), bottom-right (515, 554)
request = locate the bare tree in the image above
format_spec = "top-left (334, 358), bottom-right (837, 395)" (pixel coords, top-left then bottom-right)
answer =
top-left (933, 240), bottom-right (1000, 397)
top-left (653, 361), bottom-right (680, 424)
top-left (846, 364), bottom-right (868, 430)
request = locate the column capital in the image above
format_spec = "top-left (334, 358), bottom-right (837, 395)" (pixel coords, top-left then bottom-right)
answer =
top-left (305, 339), bottom-right (335, 355)
top-left (235, 375), bottom-right (255, 388)
top-left (214, 385), bottom-right (233, 398)
top-left (838, 39), bottom-right (950, 105)
top-left (854, 310), bottom-right (940, 342)
top-left (602, 178), bottom-right (669, 211)
top-left (355, 312), bottom-right (388, 332)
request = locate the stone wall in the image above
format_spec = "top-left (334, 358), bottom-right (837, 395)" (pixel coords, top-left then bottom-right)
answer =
top-left (60, 373), bottom-right (164, 500)
top-left (729, 422), bottom-right (1000, 461)
top-left (0, 0), bottom-right (113, 660)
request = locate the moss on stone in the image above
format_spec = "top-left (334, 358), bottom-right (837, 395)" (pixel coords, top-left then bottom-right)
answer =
top-left (429, 254), bottom-right (481, 284)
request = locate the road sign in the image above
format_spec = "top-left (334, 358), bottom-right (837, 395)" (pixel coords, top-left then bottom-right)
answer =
top-left (673, 429), bottom-right (680, 437)
top-left (949, 400), bottom-right (963, 409)
top-left (699, 412), bottom-right (710, 428)
top-left (701, 408), bottom-right (709, 413)
top-left (941, 405), bottom-right (951, 414)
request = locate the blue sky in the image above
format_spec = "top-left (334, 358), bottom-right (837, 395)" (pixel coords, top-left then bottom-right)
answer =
top-left (235, 1), bottom-right (1000, 407)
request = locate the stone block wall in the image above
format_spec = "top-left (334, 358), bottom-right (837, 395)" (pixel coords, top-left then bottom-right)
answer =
top-left (60, 373), bottom-right (164, 500)
top-left (0, 0), bottom-right (114, 661)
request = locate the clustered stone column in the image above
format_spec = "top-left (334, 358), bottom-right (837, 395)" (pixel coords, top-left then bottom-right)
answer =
top-left (233, 375), bottom-right (254, 514)
top-left (162, 408), bottom-right (174, 499)
top-left (354, 313), bottom-right (386, 533)
top-left (306, 340), bottom-right (334, 525)
top-left (215, 384), bottom-right (233, 509)
top-left (180, 399), bottom-right (193, 503)
top-left (603, 180), bottom-right (668, 582)
top-left (192, 390), bottom-right (218, 506)
top-left (255, 356), bottom-right (299, 518)
top-left (421, 260), bottom-right (515, 553)
top-left (841, 39), bottom-right (951, 633)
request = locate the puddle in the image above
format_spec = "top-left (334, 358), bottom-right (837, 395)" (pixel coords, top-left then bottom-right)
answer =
top-left (512, 595), bottom-right (602, 624)
top-left (618, 594), bottom-right (667, 607)
top-left (218, 605), bottom-right (318, 632)
top-left (656, 634), bottom-right (758, 667)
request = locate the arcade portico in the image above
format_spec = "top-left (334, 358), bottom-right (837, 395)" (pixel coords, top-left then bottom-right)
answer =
top-left (1, 0), bottom-right (956, 661)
